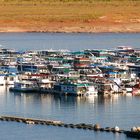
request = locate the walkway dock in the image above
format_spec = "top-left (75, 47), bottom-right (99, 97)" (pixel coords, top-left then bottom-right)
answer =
top-left (0, 115), bottom-right (125, 133)
top-left (2, 115), bottom-right (140, 138)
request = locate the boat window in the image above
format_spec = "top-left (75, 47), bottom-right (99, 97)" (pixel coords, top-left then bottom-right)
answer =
top-left (10, 77), bottom-right (14, 81)
top-left (26, 84), bottom-right (30, 87)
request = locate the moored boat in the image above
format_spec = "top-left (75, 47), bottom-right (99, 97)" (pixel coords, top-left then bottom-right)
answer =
top-left (125, 131), bottom-right (140, 139)
top-left (53, 81), bottom-right (98, 96)
top-left (9, 80), bottom-right (40, 92)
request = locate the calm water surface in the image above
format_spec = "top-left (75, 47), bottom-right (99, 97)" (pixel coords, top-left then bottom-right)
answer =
top-left (0, 86), bottom-right (139, 140)
top-left (0, 33), bottom-right (139, 51)
top-left (0, 33), bottom-right (140, 140)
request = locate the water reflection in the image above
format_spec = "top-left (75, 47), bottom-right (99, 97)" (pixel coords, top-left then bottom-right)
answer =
top-left (0, 87), bottom-right (131, 107)
top-left (12, 93), bottom-right (99, 109)
top-left (1, 87), bottom-right (132, 112)
top-left (0, 86), bottom-right (8, 94)
top-left (0, 86), bottom-right (140, 130)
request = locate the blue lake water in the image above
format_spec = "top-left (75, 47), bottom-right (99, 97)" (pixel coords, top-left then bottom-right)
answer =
top-left (0, 33), bottom-right (140, 140)
top-left (0, 86), bottom-right (138, 140)
top-left (0, 33), bottom-right (139, 51)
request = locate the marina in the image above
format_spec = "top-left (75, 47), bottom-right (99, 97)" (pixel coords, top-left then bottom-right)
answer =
top-left (0, 45), bottom-right (139, 97)
top-left (0, 33), bottom-right (140, 140)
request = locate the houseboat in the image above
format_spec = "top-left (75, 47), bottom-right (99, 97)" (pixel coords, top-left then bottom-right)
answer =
top-left (0, 73), bottom-right (18, 86)
top-left (53, 81), bottom-right (98, 96)
top-left (96, 78), bottom-right (121, 96)
top-left (9, 79), bottom-right (40, 92)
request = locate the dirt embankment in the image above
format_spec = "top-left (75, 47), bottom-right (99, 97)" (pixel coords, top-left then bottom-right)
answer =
top-left (0, 1), bottom-right (140, 33)
top-left (0, 21), bottom-right (140, 33)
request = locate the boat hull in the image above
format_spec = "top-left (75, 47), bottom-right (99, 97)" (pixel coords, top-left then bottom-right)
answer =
top-left (9, 87), bottom-right (39, 92)
top-left (125, 131), bottom-right (140, 138)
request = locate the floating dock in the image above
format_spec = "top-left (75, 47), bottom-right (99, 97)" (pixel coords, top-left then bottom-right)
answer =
top-left (2, 115), bottom-right (140, 138)
top-left (0, 115), bottom-right (125, 134)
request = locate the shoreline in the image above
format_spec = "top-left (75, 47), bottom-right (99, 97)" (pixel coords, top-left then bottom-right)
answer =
top-left (0, 22), bottom-right (140, 33)
top-left (0, 28), bottom-right (140, 33)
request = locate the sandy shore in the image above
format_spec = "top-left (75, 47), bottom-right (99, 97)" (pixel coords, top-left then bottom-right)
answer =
top-left (0, 22), bottom-right (140, 33)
